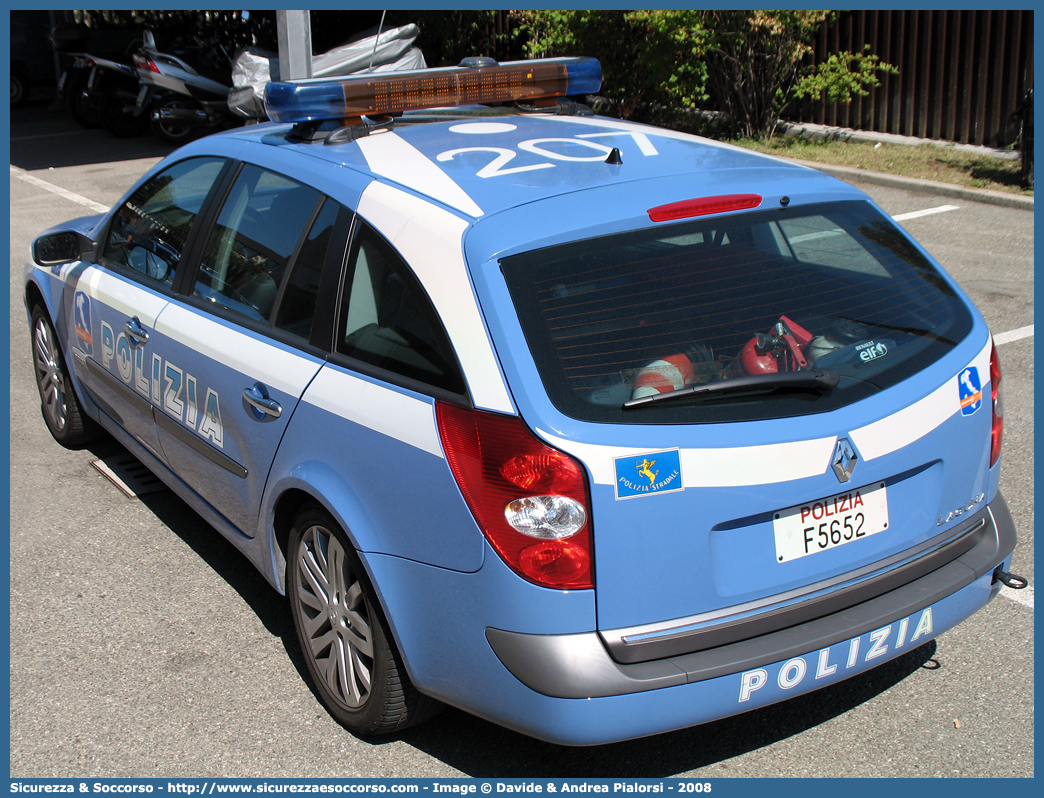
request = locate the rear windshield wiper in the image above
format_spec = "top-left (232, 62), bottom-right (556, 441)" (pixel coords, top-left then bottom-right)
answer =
top-left (622, 369), bottom-right (840, 409)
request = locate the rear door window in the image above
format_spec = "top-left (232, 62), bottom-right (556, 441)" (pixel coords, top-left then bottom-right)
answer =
top-left (194, 164), bottom-right (322, 323)
top-left (272, 197), bottom-right (338, 343)
top-left (501, 200), bottom-right (972, 424)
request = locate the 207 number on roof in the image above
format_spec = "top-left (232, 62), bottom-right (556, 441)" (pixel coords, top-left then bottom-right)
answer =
top-left (435, 128), bottom-right (660, 179)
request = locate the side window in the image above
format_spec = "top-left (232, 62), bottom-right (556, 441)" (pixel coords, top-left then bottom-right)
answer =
top-left (337, 222), bottom-right (466, 395)
top-left (103, 157), bottom-right (225, 287)
top-left (195, 164), bottom-right (321, 323)
top-left (273, 197), bottom-right (339, 341)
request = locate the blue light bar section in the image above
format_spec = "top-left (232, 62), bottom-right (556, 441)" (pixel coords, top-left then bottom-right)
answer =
top-left (265, 57), bottom-right (603, 124)
top-left (562, 58), bottom-right (603, 97)
top-left (265, 80), bottom-right (345, 124)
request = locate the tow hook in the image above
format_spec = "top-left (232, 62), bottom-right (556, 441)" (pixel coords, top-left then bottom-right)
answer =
top-left (993, 566), bottom-right (1029, 589)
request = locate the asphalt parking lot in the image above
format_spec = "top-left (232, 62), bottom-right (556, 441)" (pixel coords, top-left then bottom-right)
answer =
top-left (8, 97), bottom-right (1034, 778)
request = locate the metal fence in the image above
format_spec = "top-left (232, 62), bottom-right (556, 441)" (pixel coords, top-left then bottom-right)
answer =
top-left (791, 9), bottom-right (1034, 149)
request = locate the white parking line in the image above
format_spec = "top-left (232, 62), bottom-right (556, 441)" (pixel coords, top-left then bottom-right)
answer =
top-left (10, 165), bottom-right (109, 214)
top-left (892, 204), bottom-right (960, 221)
top-left (10, 130), bottom-right (88, 142)
top-left (727, 206), bottom-right (960, 247)
top-left (993, 324), bottom-right (1034, 345)
top-left (1001, 584), bottom-right (1033, 610)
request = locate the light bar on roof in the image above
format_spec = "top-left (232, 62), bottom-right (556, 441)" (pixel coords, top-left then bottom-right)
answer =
top-left (264, 57), bottom-right (603, 124)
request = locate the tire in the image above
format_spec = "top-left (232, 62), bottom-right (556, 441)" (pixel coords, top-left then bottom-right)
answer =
top-left (11, 65), bottom-right (28, 107)
top-left (149, 97), bottom-right (199, 145)
top-left (30, 305), bottom-right (100, 448)
top-left (97, 87), bottom-right (150, 138)
top-left (65, 72), bottom-right (102, 128)
top-left (287, 503), bottom-right (442, 736)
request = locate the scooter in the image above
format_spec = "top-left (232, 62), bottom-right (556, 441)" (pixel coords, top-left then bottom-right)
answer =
top-left (227, 23), bottom-right (427, 122)
top-left (132, 29), bottom-right (237, 144)
top-left (50, 21), bottom-right (143, 130)
top-left (81, 53), bottom-right (151, 137)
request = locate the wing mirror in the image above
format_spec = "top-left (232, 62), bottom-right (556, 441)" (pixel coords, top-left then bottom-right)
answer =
top-left (32, 230), bottom-right (94, 267)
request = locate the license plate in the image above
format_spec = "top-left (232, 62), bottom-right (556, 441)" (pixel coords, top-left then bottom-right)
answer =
top-left (773, 482), bottom-right (888, 563)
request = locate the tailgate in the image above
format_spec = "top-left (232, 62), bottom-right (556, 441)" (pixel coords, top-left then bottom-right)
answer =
top-left (572, 346), bottom-right (995, 659)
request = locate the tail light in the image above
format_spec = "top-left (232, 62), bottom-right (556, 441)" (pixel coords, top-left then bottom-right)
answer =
top-left (436, 402), bottom-right (594, 590)
top-left (133, 54), bottom-right (160, 73)
top-left (648, 194), bottom-right (762, 222)
top-left (990, 342), bottom-right (1003, 467)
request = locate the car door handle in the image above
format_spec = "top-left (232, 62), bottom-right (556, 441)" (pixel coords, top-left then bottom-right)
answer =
top-left (125, 317), bottom-right (149, 344)
top-left (243, 384), bottom-right (282, 419)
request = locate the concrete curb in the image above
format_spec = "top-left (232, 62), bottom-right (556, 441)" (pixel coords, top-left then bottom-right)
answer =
top-left (785, 157), bottom-right (1034, 211)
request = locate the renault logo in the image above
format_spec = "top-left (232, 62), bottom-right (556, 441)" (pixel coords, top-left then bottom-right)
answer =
top-left (832, 438), bottom-right (858, 483)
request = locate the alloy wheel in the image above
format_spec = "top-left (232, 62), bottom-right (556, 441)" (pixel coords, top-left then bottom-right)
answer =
top-left (33, 316), bottom-right (67, 433)
top-left (294, 523), bottom-right (375, 709)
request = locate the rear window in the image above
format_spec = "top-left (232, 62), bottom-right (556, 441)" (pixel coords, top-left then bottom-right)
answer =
top-left (501, 200), bottom-right (973, 424)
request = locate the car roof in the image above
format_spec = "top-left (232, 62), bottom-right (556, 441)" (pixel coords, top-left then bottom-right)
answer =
top-left (203, 111), bottom-right (870, 263)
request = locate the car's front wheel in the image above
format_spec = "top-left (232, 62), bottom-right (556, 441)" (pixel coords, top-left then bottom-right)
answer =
top-left (30, 305), bottom-right (99, 447)
top-left (287, 504), bottom-right (441, 736)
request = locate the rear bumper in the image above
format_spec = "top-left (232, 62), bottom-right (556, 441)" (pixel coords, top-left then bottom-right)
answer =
top-left (487, 495), bottom-right (1017, 700)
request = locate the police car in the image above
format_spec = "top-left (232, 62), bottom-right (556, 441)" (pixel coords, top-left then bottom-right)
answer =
top-left (25, 57), bottom-right (1024, 745)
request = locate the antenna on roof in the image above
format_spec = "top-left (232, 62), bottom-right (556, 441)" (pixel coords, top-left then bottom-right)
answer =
top-left (368, 10), bottom-right (387, 72)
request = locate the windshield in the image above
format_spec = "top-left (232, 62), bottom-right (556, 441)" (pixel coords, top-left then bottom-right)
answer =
top-left (500, 200), bottom-right (972, 424)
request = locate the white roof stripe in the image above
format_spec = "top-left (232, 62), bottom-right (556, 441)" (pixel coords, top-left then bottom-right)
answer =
top-left (356, 130), bottom-right (484, 217)
top-left (357, 181), bottom-right (515, 414)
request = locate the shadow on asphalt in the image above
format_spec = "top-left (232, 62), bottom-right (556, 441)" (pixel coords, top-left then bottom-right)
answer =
top-left (9, 95), bottom-right (179, 171)
top-left (84, 431), bottom-right (939, 775)
top-left (395, 642), bottom-right (936, 775)
top-left (81, 434), bottom-right (297, 639)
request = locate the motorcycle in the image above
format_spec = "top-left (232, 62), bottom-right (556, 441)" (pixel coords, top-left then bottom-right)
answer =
top-left (50, 21), bottom-right (143, 129)
top-left (132, 29), bottom-right (238, 144)
top-left (83, 53), bottom-right (152, 137)
top-left (133, 23), bottom-right (428, 144)
top-left (227, 23), bottom-right (426, 121)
